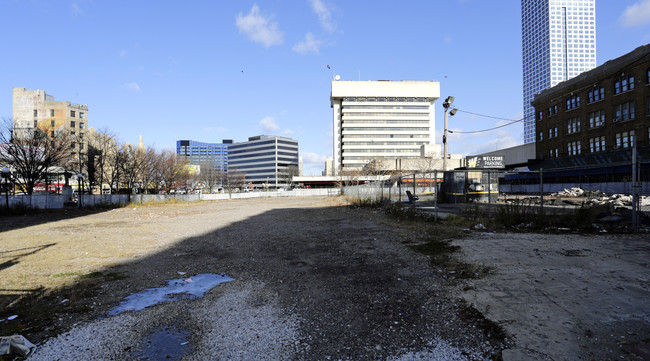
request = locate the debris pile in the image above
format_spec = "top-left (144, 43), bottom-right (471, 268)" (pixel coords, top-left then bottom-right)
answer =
top-left (550, 188), bottom-right (649, 208)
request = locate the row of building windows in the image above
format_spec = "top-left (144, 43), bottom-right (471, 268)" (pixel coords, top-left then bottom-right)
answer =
top-left (342, 141), bottom-right (428, 146)
top-left (343, 120), bottom-right (430, 124)
top-left (342, 134), bottom-right (428, 139)
top-left (343, 149), bottom-right (419, 154)
top-left (342, 112), bottom-right (430, 117)
top-left (343, 127), bottom-right (429, 131)
top-left (343, 105), bottom-right (429, 110)
top-left (537, 71), bottom-right (649, 121)
top-left (342, 97), bottom-right (429, 103)
top-left (33, 109), bottom-right (85, 118)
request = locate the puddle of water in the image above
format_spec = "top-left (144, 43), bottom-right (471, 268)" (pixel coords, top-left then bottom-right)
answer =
top-left (137, 327), bottom-right (189, 360)
top-left (109, 273), bottom-right (233, 316)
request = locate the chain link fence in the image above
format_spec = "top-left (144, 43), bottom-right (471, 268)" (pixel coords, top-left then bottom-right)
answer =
top-left (342, 162), bottom-right (649, 228)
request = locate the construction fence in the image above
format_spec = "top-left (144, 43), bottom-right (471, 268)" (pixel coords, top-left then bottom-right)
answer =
top-left (343, 166), bottom-right (649, 227)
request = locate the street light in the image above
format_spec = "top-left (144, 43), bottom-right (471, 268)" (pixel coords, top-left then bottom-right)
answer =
top-left (77, 173), bottom-right (83, 208)
top-left (442, 96), bottom-right (457, 171)
top-left (1, 167), bottom-right (10, 208)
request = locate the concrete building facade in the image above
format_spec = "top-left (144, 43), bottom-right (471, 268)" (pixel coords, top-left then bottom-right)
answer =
top-left (532, 44), bottom-right (650, 162)
top-left (331, 80), bottom-right (441, 175)
top-left (12, 88), bottom-right (89, 145)
top-left (227, 135), bottom-right (299, 188)
top-left (521, 0), bottom-right (596, 144)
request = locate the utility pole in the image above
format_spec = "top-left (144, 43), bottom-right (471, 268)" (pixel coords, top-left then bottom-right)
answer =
top-left (442, 96), bottom-right (457, 171)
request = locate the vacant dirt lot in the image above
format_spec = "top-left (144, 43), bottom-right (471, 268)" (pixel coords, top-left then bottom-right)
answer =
top-left (0, 196), bottom-right (648, 360)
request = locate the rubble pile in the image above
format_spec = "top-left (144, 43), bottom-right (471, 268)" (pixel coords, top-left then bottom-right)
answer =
top-left (550, 187), bottom-right (649, 208)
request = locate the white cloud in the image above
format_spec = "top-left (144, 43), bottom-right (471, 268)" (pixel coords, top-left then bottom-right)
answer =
top-left (311, 0), bottom-right (336, 32)
top-left (259, 116), bottom-right (280, 132)
top-left (236, 4), bottom-right (283, 48)
top-left (292, 33), bottom-right (321, 54)
top-left (282, 129), bottom-right (293, 136)
top-left (118, 49), bottom-right (128, 57)
top-left (124, 82), bottom-right (141, 91)
top-left (301, 152), bottom-right (327, 166)
top-left (620, 0), bottom-right (650, 27)
top-left (71, 3), bottom-right (83, 16)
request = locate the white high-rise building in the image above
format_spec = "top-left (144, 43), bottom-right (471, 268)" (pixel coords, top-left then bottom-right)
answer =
top-left (331, 80), bottom-right (440, 175)
top-left (521, 0), bottom-right (596, 143)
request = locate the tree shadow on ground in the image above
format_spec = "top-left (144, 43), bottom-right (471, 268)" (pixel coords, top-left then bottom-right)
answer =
top-left (0, 202), bottom-right (504, 360)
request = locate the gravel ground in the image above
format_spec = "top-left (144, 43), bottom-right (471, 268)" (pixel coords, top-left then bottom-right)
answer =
top-left (1, 197), bottom-right (502, 360)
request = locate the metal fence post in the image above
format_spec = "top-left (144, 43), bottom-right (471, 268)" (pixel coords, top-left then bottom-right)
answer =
top-left (539, 168), bottom-right (544, 214)
top-left (397, 176), bottom-right (402, 203)
top-left (413, 173), bottom-right (416, 198)
top-left (632, 146), bottom-right (638, 229)
top-left (434, 170), bottom-right (438, 221)
top-left (488, 171), bottom-right (492, 216)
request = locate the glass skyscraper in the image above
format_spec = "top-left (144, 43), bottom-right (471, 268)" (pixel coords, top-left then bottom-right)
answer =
top-left (521, 0), bottom-right (596, 143)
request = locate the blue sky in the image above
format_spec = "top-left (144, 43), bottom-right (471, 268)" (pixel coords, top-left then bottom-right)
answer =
top-left (1, 1), bottom-right (650, 175)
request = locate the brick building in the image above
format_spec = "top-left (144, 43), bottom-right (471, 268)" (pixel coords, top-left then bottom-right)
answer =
top-left (532, 44), bottom-right (650, 166)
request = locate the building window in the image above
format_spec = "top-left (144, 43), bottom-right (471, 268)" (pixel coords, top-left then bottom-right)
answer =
top-left (80, 122), bottom-right (85, 129)
top-left (567, 141), bottom-right (581, 156)
top-left (33, 120), bottom-right (38, 128)
top-left (539, 131), bottom-right (543, 141)
top-left (554, 127), bottom-right (558, 138)
top-left (538, 111), bottom-right (543, 120)
top-left (50, 109), bottom-right (55, 117)
top-left (80, 143), bottom-right (84, 150)
top-left (588, 110), bottom-right (605, 128)
top-left (614, 74), bottom-right (635, 94)
top-left (80, 112), bottom-right (84, 119)
top-left (589, 136), bottom-right (605, 153)
top-left (70, 110), bottom-right (76, 117)
top-left (71, 131), bottom-right (75, 136)
top-left (50, 120), bottom-right (55, 127)
top-left (567, 117), bottom-right (581, 134)
top-left (615, 130), bottom-right (635, 149)
top-left (647, 68), bottom-right (650, 83)
top-left (615, 101), bottom-right (635, 122)
top-left (566, 95), bottom-right (580, 110)
top-left (587, 86), bottom-right (604, 103)
top-left (34, 109), bottom-right (38, 117)
top-left (71, 143), bottom-right (75, 149)
top-left (71, 121), bottom-right (76, 128)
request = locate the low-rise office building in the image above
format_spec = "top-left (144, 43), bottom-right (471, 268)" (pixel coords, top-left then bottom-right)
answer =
top-left (227, 135), bottom-right (299, 188)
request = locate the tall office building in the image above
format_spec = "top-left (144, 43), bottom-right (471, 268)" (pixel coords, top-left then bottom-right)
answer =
top-left (176, 139), bottom-right (231, 174)
top-left (521, 0), bottom-right (596, 143)
top-left (227, 135), bottom-right (299, 188)
top-left (331, 80), bottom-right (440, 175)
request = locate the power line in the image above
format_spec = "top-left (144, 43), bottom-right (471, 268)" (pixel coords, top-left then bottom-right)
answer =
top-left (449, 109), bottom-right (535, 134)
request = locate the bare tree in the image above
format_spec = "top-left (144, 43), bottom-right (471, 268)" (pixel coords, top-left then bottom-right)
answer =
top-left (157, 151), bottom-right (190, 193)
top-left (278, 164), bottom-right (299, 188)
top-left (0, 119), bottom-right (71, 195)
top-left (224, 168), bottom-right (246, 198)
top-left (197, 161), bottom-right (223, 193)
top-left (87, 127), bottom-right (118, 194)
top-left (138, 146), bottom-right (160, 194)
